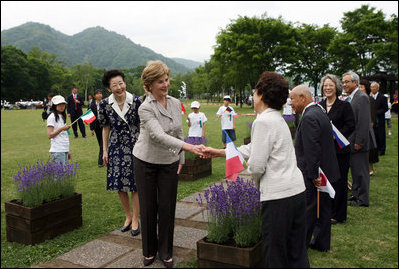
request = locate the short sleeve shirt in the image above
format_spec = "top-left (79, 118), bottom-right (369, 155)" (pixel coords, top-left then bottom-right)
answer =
top-left (47, 113), bottom-right (69, 152)
top-left (188, 112), bottom-right (207, 137)
top-left (216, 105), bottom-right (235, 130)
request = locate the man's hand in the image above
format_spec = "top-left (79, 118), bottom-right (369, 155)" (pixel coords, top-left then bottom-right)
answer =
top-left (312, 177), bottom-right (322, 189)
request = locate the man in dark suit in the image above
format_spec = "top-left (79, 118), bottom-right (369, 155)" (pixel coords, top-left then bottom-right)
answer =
top-left (370, 82), bottom-right (388, 156)
top-left (90, 89), bottom-right (104, 167)
top-left (290, 85), bottom-right (340, 252)
top-left (66, 86), bottom-right (86, 138)
top-left (342, 71), bottom-right (371, 207)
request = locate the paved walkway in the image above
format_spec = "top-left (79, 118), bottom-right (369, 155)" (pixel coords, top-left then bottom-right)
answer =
top-left (35, 171), bottom-right (252, 268)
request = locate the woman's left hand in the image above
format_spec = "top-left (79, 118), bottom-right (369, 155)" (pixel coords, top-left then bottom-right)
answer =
top-left (177, 164), bottom-right (183, 174)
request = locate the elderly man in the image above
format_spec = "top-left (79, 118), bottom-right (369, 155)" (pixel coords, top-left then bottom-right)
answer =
top-left (342, 71), bottom-right (372, 207)
top-left (370, 82), bottom-right (388, 156)
top-left (290, 85), bottom-right (340, 252)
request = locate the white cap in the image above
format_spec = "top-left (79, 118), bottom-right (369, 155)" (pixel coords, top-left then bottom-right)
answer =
top-left (191, 101), bottom-right (200, 108)
top-left (223, 95), bottom-right (231, 101)
top-left (52, 95), bottom-right (67, 105)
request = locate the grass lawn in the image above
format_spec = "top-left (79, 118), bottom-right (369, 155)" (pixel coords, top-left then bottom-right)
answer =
top-left (1, 102), bottom-right (398, 268)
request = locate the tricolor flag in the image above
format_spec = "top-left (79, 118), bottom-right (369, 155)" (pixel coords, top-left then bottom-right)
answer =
top-left (224, 130), bottom-right (245, 181)
top-left (80, 109), bottom-right (96, 124)
top-left (181, 103), bottom-right (186, 114)
top-left (233, 113), bottom-right (241, 118)
top-left (319, 168), bottom-right (335, 198)
top-left (225, 107), bottom-right (233, 112)
top-left (331, 122), bottom-right (350, 149)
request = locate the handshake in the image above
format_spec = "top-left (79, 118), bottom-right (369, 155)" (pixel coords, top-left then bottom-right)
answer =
top-left (188, 144), bottom-right (225, 159)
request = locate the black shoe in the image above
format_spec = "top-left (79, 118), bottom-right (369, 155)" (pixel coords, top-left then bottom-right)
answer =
top-left (120, 223), bottom-right (131, 232)
top-left (143, 256), bottom-right (156, 266)
top-left (348, 195), bottom-right (356, 201)
top-left (348, 201), bottom-right (369, 207)
top-left (131, 225), bottom-right (141, 237)
top-left (98, 163), bottom-right (104, 167)
top-left (162, 259), bottom-right (173, 268)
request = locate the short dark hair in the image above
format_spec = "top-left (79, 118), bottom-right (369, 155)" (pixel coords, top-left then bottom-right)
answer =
top-left (94, 89), bottom-right (103, 95)
top-left (255, 71), bottom-right (289, 110)
top-left (102, 69), bottom-right (125, 88)
top-left (359, 79), bottom-right (371, 95)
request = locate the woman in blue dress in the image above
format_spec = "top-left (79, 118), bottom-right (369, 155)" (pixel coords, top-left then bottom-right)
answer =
top-left (98, 69), bottom-right (141, 237)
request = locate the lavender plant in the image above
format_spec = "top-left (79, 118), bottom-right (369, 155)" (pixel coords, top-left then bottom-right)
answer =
top-left (13, 159), bottom-right (79, 207)
top-left (197, 177), bottom-right (261, 247)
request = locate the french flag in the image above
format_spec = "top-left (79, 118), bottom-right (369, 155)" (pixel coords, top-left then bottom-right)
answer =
top-left (224, 130), bottom-right (245, 181)
top-left (319, 168), bottom-right (335, 198)
top-left (331, 122), bottom-right (350, 149)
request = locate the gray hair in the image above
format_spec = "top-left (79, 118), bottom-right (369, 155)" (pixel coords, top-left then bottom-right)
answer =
top-left (371, 81), bottom-right (380, 89)
top-left (342, 71), bottom-right (360, 85)
top-left (320, 74), bottom-right (342, 97)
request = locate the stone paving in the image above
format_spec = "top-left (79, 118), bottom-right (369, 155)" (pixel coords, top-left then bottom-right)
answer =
top-left (35, 170), bottom-right (252, 268)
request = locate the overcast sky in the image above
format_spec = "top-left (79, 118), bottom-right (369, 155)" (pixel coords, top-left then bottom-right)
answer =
top-left (1, 1), bottom-right (397, 63)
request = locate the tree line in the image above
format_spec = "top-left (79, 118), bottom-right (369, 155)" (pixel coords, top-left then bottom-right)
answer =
top-left (1, 4), bottom-right (397, 102)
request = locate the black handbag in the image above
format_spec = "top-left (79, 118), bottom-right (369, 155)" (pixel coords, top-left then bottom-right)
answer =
top-left (42, 111), bottom-right (48, 120)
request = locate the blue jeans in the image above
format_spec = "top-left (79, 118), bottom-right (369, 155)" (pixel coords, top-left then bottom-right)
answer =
top-left (51, 152), bottom-right (68, 165)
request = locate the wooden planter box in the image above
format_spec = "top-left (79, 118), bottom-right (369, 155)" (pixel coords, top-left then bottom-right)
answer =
top-left (178, 158), bottom-right (212, 181)
top-left (197, 237), bottom-right (263, 268)
top-left (5, 192), bottom-right (82, 245)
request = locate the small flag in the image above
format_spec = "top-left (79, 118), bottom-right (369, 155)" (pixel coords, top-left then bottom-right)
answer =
top-left (67, 129), bottom-right (71, 136)
top-left (331, 122), bottom-right (350, 149)
top-left (181, 103), bottom-right (186, 114)
top-left (225, 107), bottom-right (232, 112)
top-left (233, 113), bottom-right (241, 118)
top-left (319, 168), bottom-right (335, 198)
top-left (224, 130), bottom-right (245, 181)
top-left (393, 100), bottom-right (398, 105)
top-left (80, 109), bottom-right (96, 124)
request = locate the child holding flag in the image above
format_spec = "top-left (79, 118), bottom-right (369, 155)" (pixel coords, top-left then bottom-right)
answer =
top-left (46, 95), bottom-right (71, 165)
top-left (216, 95), bottom-right (237, 148)
top-left (186, 101), bottom-right (207, 140)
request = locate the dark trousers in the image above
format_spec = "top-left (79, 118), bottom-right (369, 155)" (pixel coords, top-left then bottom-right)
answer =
top-left (332, 153), bottom-right (350, 222)
top-left (262, 191), bottom-right (309, 268)
top-left (71, 113), bottom-right (86, 137)
top-left (376, 116), bottom-right (386, 155)
top-left (93, 125), bottom-right (103, 165)
top-left (350, 151), bottom-right (370, 206)
top-left (305, 179), bottom-right (332, 251)
top-left (134, 157), bottom-right (179, 261)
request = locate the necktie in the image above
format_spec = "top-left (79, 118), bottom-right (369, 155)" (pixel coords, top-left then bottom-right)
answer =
top-left (74, 95), bottom-right (77, 110)
top-left (346, 96), bottom-right (351, 103)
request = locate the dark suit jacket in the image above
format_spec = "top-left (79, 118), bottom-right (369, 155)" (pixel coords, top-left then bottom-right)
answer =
top-left (373, 93), bottom-right (388, 127)
top-left (66, 93), bottom-right (84, 116)
top-left (89, 100), bottom-right (102, 131)
top-left (320, 99), bottom-right (355, 155)
top-left (348, 90), bottom-right (372, 152)
top-left (294, 104), bottom-right (340, 184)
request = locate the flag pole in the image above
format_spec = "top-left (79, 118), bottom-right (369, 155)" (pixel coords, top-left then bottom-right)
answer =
top-left (317, 189), bottom-right (320, 219)
top-left (69, 117), bottom-right (80, 126)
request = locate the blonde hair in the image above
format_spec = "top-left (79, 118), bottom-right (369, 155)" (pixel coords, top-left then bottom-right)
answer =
top-left (141, 60), bottom-right (171, 92)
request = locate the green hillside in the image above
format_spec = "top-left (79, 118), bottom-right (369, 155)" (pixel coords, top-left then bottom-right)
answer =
top-left (1, 22), bottom-right (192, 74)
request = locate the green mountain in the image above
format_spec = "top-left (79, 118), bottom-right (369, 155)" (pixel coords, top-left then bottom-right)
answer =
top-left (1, 22), bottom-right (194, 74)
top-left (172, 57), bottom-right (203, 70)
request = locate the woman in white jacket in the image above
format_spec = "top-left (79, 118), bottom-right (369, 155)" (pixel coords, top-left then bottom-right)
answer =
top-left (203, 71), bottom-right (309, 268)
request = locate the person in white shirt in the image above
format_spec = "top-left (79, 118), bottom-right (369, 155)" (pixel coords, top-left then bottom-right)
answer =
top-left (385, 94), bottom-right (392, 135)
top-left (46, 95), bottom-right (71, 164)
top-left (203, 72), bottom-right (309, 267)
top-left (187, 101), bottom-right (207, 138)
top-left (216, 95), bottom-right (237, 148)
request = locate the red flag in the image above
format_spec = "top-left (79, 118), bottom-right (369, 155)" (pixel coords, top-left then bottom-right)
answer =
top-left (319, 168), bottom-right (335, 198)
top-left (181, 103), bottom-right (186, 114)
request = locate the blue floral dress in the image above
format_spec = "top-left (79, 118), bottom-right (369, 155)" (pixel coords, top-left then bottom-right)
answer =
top-left (98, 93), bottom-right (141, 192)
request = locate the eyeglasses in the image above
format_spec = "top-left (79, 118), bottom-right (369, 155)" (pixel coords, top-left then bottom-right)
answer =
top-left (342, 80), bottom-right (354, 84)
